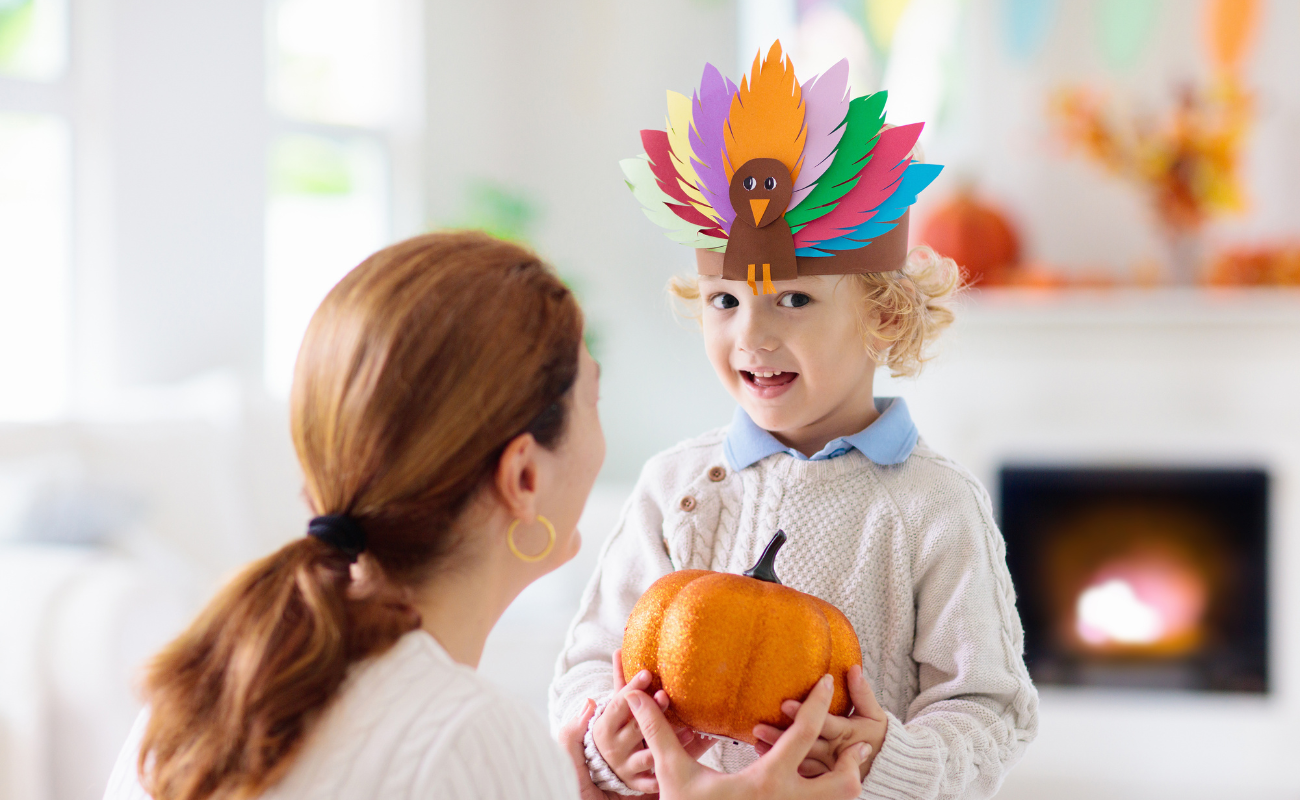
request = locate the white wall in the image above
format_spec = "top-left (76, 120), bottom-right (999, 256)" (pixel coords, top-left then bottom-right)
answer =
top-left (424, 0), bottom-right (740, 483)
top-left (68, 0), bottom-right (267, 392)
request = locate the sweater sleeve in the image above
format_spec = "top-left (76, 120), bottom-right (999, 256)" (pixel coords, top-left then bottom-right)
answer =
top-left (861, 474), bottom-right (1039, 800)
top-left (547, 466), bottom-right (677, 786)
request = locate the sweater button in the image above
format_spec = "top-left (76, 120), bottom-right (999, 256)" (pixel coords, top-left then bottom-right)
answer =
top-left (707, 466), bottom-right (726, 482)
top-left (679, 495), bottom-right (697, 512)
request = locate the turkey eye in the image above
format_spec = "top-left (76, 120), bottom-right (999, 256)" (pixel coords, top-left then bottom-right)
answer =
top-left (764, 177), bottom-right (776, 190)
top-left (743, 176), bottom-right (756, 191)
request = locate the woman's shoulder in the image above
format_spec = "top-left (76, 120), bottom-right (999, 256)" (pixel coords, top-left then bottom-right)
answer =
top-left (332, 631), bottom-right (549, 749)
top-left (269, 631), bottom-right (574, 799)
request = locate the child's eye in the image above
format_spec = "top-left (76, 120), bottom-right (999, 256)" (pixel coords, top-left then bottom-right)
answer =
top-left (709, 293), bottom-right (739, 310)
top-left (778, 293), bottom-right (811, 308)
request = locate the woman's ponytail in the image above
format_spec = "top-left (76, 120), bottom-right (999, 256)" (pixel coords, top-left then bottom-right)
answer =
top-left (136, 231), bottom-right (583, 800)
top-left (138, 538), bottom-right (418, 800)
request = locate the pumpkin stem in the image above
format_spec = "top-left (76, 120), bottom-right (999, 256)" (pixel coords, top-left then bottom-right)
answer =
top-left (743, 530), bottom-right (786, 584)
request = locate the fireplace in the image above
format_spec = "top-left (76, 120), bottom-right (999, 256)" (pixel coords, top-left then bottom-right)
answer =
top-left (999, 465), bottom-right (1268, 693)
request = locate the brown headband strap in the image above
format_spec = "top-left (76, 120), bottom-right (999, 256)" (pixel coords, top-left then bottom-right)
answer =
top-left (695, 209), bottom-right (910, 278)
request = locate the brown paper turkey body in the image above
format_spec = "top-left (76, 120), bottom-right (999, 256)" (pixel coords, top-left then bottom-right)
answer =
top-left (723, 158), bottom-right (798, 293)
top-left (621, 531), bottom-right (861, 744)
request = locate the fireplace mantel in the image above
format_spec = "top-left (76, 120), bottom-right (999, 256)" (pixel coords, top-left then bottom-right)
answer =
top-left (963, 286), bottom-right (1300, 327)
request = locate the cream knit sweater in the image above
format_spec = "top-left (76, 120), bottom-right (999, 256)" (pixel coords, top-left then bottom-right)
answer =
top-left (107, 632), bottom-right (579, 800)
top-left (548, 427), bottom-right (1038, 800)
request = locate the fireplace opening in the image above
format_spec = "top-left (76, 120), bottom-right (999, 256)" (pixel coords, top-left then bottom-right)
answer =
top-left (999, 466), bottom-right (1268, 693)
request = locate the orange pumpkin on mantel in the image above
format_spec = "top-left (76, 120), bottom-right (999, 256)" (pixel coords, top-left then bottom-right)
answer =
top-left (918, 190), bottom-right (1021, 286)
top-left (622, 531), bottom-right (861, 744)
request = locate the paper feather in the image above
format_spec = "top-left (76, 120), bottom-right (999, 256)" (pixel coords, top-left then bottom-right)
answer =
top-left (785, 91), bottom-right (887, 230)
top-left (642, 130), bottom-right (723, 235)
top-left (804, 163), bottom-right (943, 253)
top-left (724, 41), bottom-right (807, 185)
top-left (793, 122), bottom-right (923, 250)
top-left (622, 156), bottom-right (727, 250)
top-left (789, 59), bottom-right (851, 211)
top-left (665, 91), bottom-right (711, 213)
top-left (688, 63), bottom-right (739, 231)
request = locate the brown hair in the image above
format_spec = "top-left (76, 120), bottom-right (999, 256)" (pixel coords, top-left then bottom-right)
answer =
top-left (136, 231), bottom-right (584, 800)
top-left (668, 244), bottom-right (963, 377)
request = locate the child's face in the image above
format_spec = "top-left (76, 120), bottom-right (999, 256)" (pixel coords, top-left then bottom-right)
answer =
top-left (699, 274), bottom-right (879, 446)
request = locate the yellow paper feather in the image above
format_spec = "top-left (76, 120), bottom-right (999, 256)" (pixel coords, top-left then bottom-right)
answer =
top-left (665, 90), bottom-right (713, 215)
top-left (724, 41), bottom-right (806, 184)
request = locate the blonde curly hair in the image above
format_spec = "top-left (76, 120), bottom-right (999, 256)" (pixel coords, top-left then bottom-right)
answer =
top-left (668, 245), bottom-right (963, 378)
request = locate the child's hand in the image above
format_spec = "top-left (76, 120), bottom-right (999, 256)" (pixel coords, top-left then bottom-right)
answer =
top-left (594, 649), bottom-right (705, 793)
top-left (752, 665), bottom-right (887, 783)
top-left (559, 698), bottom-right (620, 800)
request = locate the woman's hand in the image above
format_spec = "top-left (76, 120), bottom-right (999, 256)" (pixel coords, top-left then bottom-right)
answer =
top-left (752, 664), bottom-right (887, 781)
top-left (625, 674), bottom-right (870, 800)
top-left (557, 698), bottom-right (620, 800)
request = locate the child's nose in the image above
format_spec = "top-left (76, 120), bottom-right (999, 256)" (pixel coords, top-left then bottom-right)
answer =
top-left (735, 309), bottom-right (779, 353)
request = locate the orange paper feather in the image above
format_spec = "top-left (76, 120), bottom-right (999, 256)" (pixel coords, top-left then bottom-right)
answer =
top-left (724, 42), bottom-right (807, 187)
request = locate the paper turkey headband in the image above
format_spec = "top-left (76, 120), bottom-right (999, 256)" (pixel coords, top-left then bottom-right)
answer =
top-left (623, 41), bottom-right (942, 295)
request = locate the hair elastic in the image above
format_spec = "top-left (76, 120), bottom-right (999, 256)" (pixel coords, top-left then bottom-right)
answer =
top-left (307, 514), bottom-right (367, 562)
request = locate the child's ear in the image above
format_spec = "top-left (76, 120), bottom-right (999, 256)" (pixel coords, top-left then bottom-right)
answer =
top-left (859, 306), bottom-right (897, 357)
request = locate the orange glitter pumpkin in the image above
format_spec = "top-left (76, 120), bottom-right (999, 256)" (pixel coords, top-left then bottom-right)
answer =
top-left (621, 531), bottom-right (861, 744)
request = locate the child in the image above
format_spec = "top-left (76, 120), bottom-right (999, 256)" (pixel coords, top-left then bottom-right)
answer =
top-left (550, 43), bottom-right (1038, 799)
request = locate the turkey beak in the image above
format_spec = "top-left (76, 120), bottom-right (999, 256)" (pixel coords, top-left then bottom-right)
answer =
top-left (749, 198), bottom-right (770, 226)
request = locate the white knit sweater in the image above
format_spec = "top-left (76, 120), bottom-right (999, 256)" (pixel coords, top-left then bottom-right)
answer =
top-left (548, 426), bottom-right (1038, 800)
top-left (105, 631), bottom-right (579, 800)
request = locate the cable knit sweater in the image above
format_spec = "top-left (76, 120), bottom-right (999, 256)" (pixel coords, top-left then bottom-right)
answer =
top-left (548, 424), bottom-right (1038, 800)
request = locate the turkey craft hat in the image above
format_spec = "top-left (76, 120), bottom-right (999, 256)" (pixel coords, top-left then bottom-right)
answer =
top-left (622, 41), bottom-right (942, 295)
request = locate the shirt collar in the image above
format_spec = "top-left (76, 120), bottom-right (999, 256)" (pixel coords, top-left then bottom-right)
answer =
top-left (723, 397), bottom-right (919, 471)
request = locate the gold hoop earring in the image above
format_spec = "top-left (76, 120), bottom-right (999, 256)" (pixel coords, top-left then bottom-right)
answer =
top-left (507, 515), bottom-right (556, 563)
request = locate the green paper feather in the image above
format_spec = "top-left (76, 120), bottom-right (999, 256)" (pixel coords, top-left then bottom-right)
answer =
top-left (785, 91), bottom-right (888, 232)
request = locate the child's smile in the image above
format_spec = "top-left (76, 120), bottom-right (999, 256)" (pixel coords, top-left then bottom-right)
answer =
top-left (740, 368), bottom-right (799, 398)
top-left (699, 274), bottom-right (882, 457)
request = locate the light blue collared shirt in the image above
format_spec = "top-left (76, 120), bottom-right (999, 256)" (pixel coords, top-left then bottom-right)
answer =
top-left (722, 397), bottom-right (919, 471)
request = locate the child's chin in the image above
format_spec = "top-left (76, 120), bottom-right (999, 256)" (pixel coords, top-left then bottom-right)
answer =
top-left (741, 404), bottom-right (800, 433)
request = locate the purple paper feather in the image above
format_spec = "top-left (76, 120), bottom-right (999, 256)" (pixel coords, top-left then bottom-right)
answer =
top-left (687, 63), bottom-right (739, 233)
top-left (788, 59), bottom-right (851, 210)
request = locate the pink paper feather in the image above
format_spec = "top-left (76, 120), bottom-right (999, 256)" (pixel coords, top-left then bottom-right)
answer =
top-left (642, 130), bottom-right (693, 206)
top-left (688, 64), bottom-right (739, 232)
top-left (793, 122), bottom-right (924, 247)
top-left (789, 59), bottom-right (851, 210)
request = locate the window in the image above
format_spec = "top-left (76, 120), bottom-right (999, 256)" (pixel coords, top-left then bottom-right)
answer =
top-left (263, 0), bottom-right (423, 397)
top-left (0, 0), bottom-right (71, 420)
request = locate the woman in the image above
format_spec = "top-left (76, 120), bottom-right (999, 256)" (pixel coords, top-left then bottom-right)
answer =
top-left (103, 232), bottom-right (868, 800)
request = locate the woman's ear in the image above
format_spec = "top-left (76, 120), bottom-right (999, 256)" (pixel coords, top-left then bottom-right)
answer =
top-left (494, 433), bottom-right (541, 522)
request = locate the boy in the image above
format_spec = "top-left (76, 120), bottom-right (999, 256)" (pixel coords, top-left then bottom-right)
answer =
top-left (551, 44), bottom-right (1038, 800)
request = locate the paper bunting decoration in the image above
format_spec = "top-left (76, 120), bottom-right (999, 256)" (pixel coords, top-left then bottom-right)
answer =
top-left (1206, 0), bottom-right (1260, 74)
top-left (866, 0), bottom-right (913, 56)
top-left (1098, 0), bottom-right (1160, 72)
top-left (621, 41), bottom-right (942, 295)
top-left (1003, 0), bottom-right (1058, 62)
